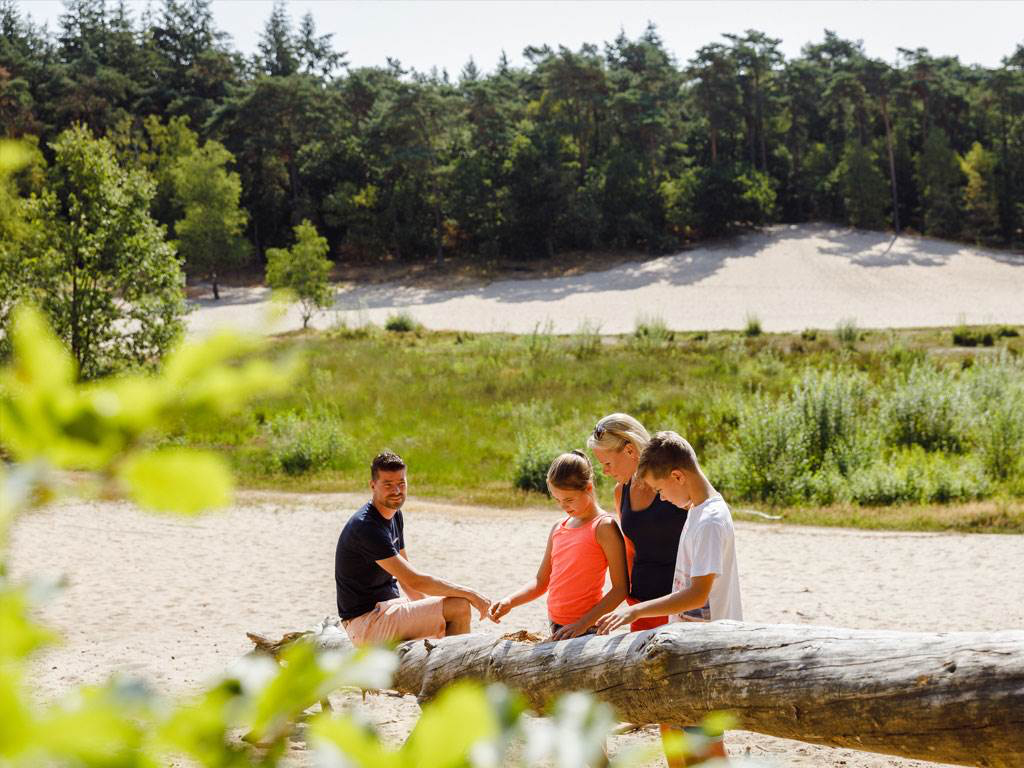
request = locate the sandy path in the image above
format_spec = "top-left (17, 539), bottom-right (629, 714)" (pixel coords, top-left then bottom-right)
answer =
top-left (186, 225), bottom-right (1024, 337)
top-left (9, 490), bottom-right (1024, 766)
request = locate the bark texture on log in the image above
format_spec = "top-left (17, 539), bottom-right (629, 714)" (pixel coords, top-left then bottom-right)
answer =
top-left (248, 619), bottom-right (1024, 768)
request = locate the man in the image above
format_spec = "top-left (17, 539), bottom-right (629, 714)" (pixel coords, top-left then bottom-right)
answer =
top-left (335, 449), bottom-right (492, 644)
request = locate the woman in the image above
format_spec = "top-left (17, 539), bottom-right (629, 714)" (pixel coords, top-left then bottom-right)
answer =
top-left (587, 413), bottom-right (688, 632)
top-left (589, 413), bottom-right (702, 766)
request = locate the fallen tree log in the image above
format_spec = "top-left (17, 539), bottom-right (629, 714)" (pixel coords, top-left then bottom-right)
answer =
top-left (247, 619), bottom-right (1024, 768)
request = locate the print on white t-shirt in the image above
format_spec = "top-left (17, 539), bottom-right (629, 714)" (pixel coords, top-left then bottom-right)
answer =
top-left (671, 495), bottom-right (743, 622)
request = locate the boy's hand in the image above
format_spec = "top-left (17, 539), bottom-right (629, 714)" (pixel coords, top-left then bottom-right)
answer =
top-left (488, 597), bottom-right (512, 623)
top-left (596, 605), bottom-right (636, 634)
top-left (551, 620), bottom-right (590, 641)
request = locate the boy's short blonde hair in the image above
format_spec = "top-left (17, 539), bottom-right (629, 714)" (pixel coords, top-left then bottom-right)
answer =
top-left (637, 431), bottom-right (699, 478)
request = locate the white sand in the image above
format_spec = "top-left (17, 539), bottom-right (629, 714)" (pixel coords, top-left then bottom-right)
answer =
top-left (186, 225), bottom-right (1024, 337)
top-left (10, 490), bottom-right (1024, 767)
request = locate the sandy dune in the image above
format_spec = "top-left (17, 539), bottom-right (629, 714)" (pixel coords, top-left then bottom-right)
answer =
top-left (10, 490), bottom-right (1024, 767)
top-left (186, 225), bottom-right (1024, 337)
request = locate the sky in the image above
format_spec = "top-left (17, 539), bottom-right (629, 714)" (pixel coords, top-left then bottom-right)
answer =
top-left (17, 0), bottom-right (1024, 75)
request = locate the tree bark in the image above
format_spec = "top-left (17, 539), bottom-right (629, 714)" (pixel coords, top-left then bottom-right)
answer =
top-left (880, 95), bottom-right (901, 233)
top-left (249, 620), bottom-right (1024, 768)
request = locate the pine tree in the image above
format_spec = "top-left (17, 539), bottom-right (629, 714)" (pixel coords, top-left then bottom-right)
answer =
top-left (918, 127), bottom-right (962, 238)
top-left (960, 142), bottom-right (1000, 244)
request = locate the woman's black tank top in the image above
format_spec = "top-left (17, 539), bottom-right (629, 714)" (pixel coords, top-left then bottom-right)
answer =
top-left (620, 479), bottom-right (688, 601)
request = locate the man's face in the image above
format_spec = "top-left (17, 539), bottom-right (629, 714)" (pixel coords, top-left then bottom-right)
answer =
top-left (371, 468), bottom-right (407, 511)
top-left (642, 469), bottom-right (691, 510)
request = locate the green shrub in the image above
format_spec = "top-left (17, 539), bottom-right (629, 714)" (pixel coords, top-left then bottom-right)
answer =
top-left (524, 320), bottom-right (555, 363)
top-left (269, 411), bottom-right (354, 475)
top-left (571, 319), bottom-right (603, 359)
top-left (882, 363), bottom-right (965, 452)
top-left (791, 369), bottom-right (870, 473)
top-left (632, 314), bottom-right (674, 351)
top-left (975, 398), bottom-right (1024, 481)
top-left (731, 400), bottom-right (807, 505)
top-left (849, 461), bottom-right (924, 505)
top-left (743, 313), bottom-right (762, 337)
top-left (836, 318), bottom-right (860, 345)
top-left (952, 325), bottom-right (994, 347)
top-left (385, 311), bottom-right (420, 332)
top-left (996, 325), bottom-right (1020, 339)
top-left (513, 435), bottom-right (562, 494)
top-left (800, 328), bottom-right (818, 341)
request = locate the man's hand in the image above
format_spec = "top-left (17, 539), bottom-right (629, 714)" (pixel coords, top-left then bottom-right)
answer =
top-left (551, 620), bottom-right (591, 641)
top-left (468, 591), bottom-right (492, 621)
top-left (596, 605), bottom-right (637, 635)
top-left (488, 597), bottom-right (513, 623)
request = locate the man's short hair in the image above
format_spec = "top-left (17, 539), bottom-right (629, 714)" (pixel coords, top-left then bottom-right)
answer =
top-left (638, 431), bottom-right (699, 478)
top-left (371, 450), bottom-right (406, 480)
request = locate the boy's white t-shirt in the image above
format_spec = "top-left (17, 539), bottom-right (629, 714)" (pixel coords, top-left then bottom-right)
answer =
top-left (670, 494), bottom-right (743, 622)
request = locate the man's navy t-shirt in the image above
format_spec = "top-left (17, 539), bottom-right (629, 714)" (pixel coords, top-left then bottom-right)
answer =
top-left (335, 502), bottom-right (405, 620)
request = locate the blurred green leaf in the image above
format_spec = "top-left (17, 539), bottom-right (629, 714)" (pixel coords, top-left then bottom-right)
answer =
top-left (402, 681), bottom-right (498, 768)
top-left (0, 668), bottom-right (32, 758)
top-left (310, 714), bottom-right (402, 768)
top-left (32, 682), bottom-right (153, 767)
top-left (701, 710), bottom-right (737, 738)
top-left (244, 642), bottom-right (331, 742)
top-left (118, 448), bottom-right (232, 515)
top-left (0, 588), bottom-right (56, 661)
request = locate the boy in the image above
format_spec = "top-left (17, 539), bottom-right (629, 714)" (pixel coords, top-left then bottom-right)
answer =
top-left (596, 430), bottom-right (742, 764)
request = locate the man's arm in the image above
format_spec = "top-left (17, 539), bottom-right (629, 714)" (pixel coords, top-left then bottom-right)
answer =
top-left (376, 553), bottom-right (491, 619)
top-left (596, 573), bottom-right (715, 634)
top-left (396, 548), bottom-right (426, 600)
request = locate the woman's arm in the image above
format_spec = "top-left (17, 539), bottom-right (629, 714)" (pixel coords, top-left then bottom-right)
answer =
top-left (552, 518), bottom-right (629, 639)
top-left (489, 523), bottom-right (555, 622)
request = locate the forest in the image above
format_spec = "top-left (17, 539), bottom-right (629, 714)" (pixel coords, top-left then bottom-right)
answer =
top-left (2, 0), bottom-right (1022, 285)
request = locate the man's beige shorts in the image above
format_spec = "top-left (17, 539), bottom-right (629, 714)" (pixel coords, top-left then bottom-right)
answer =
top-left (343, 596), bottom-right (446, 645)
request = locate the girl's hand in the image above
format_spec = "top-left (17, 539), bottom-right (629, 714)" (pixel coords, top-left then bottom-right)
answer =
top-left (596, 605), bottom-right (636, 635)
top-left (488, 597), bottom-right (513, 623)
top-left (551, 620), bottom-right (591, 641)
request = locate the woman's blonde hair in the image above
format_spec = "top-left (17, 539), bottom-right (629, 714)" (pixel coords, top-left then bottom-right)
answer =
top-left (586, 412), bottom-right (650, 454)
top-left (546, 450), bottom-right (595, 492)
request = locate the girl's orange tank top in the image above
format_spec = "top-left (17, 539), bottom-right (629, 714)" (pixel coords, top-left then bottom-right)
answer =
top-left (547, 513), bottom-right (611, 625)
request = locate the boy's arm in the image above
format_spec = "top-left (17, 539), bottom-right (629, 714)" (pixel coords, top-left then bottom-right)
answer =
top-left (376, 553), bottom-right (491, 619)
top-left (596, 574), bottom-right (715, 634)
top-left (396, 548), bottom-right (426, 600)
top-left (552, 517), bottom-right (629, 639)
top-left (489, 523), bottom-right (555, 622)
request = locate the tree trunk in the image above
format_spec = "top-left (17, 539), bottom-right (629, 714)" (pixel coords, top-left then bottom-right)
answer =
top-left (212, 272), bottom-right (220, 300)
top-left (249, 620), bottom-right (1024, 768)
top-left (880, 95), bottom-right (901, 233)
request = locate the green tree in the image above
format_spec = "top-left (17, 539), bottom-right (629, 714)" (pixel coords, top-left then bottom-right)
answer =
top-left (14, 125), bottom-right (185, 378)
top-left (265, 219), bottom-right (332, 328)
top-left (172, 139), bottom-right (250, 299)
top-left (960, 142), bottom-right (1000, 244)
top-left (918, 127), bottom-right (962, 238)
top-left (836, 140), bottom-right (887, 229)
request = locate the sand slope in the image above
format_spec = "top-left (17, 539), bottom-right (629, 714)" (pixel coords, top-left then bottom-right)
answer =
top-left (10, 491), bottom-right (1024, 766)
top-left (186, 225), bottom-right (1024, 337)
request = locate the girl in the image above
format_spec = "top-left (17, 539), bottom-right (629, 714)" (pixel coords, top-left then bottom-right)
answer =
top-left (489, 451), bottom-right (628, 640)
